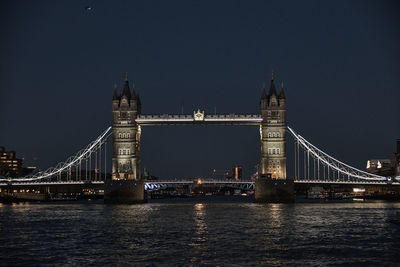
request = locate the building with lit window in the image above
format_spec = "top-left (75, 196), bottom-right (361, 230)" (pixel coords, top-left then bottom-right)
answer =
top-left (0, 147), bottom-right (23, 177)
top-left (0, 147), bottom-right (36, 178)
top-left (366, 140), bottom-right (400, 177)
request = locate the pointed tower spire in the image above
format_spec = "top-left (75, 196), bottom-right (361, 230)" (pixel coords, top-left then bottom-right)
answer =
top-left (261, 82), bottom-right (267, 99)
top-left (279, 82), bottom-right (286, 99)
top-left (271, 71), bottom-right (274, 81)
top-left (121, 72), bottom-right (131, 99)
top-left (131, 81), bottom-right (137, 99)
top-left (112, 84), bottom-right (119, 100)
top-left (268, 72), bottom-right (277, 97)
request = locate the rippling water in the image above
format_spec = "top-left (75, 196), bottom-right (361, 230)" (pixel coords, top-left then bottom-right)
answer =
top-left (1, 198), bottom-right (399, 266)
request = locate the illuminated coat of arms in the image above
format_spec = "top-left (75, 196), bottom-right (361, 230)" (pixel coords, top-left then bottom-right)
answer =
top-left (193, 109), bottom-right (205, 121)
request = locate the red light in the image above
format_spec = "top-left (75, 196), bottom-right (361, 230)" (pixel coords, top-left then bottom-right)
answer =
top-left (213, 169), bottom-right (216, 173)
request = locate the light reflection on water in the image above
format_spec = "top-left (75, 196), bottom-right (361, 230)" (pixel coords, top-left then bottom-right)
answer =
top-left (0, 200), bottom-right (399, 266)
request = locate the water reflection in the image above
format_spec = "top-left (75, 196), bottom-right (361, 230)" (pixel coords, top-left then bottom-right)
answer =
top-left (268, 204), bottom-right (283, 225)
top-left (190, 203), bottom-right (208, 265)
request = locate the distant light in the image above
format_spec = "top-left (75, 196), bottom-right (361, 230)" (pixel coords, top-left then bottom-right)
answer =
top-left (366, 160), bottom-right (370, 169)
top-left (213, 169), bottom-right (216, 173)
top-left (377, 161), bottom-right (382, 169)
top-left (197, 179), bottom-right (202, 185)
top-left (353, 188), bottom-right (365, 193)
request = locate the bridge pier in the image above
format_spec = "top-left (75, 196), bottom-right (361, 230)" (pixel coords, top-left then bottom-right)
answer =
top-left (254, 178), bottom-right (294, 203)
top-left (104, 179), bottom-right (146, 204)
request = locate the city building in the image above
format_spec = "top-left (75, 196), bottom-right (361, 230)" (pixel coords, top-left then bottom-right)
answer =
top-left (366, 140), bottom-right (400, 176)
top-left (232, 165), bottom-right (242, 180)
top-left (0, 147), bottom-right (22, 177)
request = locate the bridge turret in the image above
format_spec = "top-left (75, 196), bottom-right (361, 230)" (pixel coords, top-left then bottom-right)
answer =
top-left (278, 82), bottom-right (286, 107)
top-left (129, 83), bottom-right (140, 114)
top-left (260, 82), bottom-right (268, 110)
top-left (121, 73), bottom-right (131, 101)
top-left (112, 84), bottom-right (120, 110)
top-left (268, 76), bottom-right (278, 107)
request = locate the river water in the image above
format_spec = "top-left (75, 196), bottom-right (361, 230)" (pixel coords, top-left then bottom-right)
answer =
top-left (0, 197), bottom-right (399, 266)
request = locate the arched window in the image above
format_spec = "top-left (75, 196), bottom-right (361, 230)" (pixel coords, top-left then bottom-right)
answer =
top-left (127, 133), bottom-right (130, 138)
top-left (119, 133), bottom-right (122, 138)
top-left (272, 149), bottom-right (276, 154)
top-left (268, 133), bottom-right (272, 138)
top-left (277, 148), bottom-right (280, 155)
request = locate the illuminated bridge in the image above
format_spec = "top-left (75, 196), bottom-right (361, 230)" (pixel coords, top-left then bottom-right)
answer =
top-left (1, 125), bottom-right (398, 188)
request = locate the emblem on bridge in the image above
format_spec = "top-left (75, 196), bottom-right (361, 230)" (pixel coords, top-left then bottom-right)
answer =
top-left (193, 109), bottom-right (205, 121)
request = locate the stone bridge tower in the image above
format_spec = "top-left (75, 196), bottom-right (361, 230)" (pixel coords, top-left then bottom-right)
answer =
top-left (111, 74), bottom-right (142, 180)
top-left (260, 73), bottom-right (287, 179)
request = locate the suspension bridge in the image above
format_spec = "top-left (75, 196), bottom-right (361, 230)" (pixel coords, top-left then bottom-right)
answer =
top-left (1, 125), bottom-right (398, 189)
top-left (1, 75), bottom-right (398, 203)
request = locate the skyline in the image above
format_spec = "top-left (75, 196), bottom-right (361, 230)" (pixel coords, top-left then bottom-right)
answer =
top-left (1, 1), bottom-right (399, 179)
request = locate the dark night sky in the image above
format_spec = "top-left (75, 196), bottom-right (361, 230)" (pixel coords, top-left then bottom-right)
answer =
top-left (1, 0), bottom-right (399, 179)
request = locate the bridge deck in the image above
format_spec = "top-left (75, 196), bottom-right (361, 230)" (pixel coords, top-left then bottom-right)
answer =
top-left (1, 179), bottom-right (398, 187)
top-left (136, 114), bottom-right (262, 125)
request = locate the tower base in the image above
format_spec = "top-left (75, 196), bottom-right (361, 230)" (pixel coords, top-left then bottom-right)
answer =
top-left (255, 178), bottom-right (294, 203)
top-left (104, 179), bottom-right (146, 204)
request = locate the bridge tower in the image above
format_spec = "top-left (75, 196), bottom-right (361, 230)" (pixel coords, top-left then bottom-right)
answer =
top-left (105, 73), bottom-right (145, 203)
top-left (260, 73), bottom-right (286, 178)
top-left (256, 73), bottom-right (293, 203)
top-left (111, 73), bottom-right (141, 180)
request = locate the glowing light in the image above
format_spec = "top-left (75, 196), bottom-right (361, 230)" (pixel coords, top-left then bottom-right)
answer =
top-left (353, 188), bottom-right (365, 193)
top-left (197, 179), bottom-right (202, 185)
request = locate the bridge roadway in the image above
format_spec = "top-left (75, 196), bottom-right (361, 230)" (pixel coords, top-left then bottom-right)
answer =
top-left (135, 114), bottom-right (262, 125)
top-left (0, 179), bottom-right (398, 187)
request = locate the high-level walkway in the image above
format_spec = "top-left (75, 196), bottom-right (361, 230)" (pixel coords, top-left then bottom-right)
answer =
top-left (135, 114), bottom-right (262, 125)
